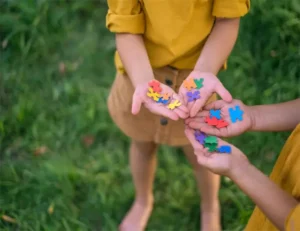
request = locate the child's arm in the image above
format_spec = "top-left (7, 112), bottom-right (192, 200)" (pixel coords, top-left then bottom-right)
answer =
top-left (182, 18), bottom-right (240, 117)
top-left (185, 129), bottom-right (299, 231)
top-left (116, 34), bottom-right (154, 87)
top-left (250, 98), bottom-right (300, 131)
top-left (194, 18), bottom-right (240, 74)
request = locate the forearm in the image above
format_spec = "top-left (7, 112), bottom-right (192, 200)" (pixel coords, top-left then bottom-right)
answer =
top-left (250, 98), bottom-right (300, 132)
top-left (194, 18), bottom-right (240, 74)
top-left (116, 33), bottom-right (154, 87)
top-left (230, 164), bottom-right (298, 231)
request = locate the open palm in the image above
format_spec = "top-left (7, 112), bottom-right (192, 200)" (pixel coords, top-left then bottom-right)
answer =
top-left (186, 99), bottom-right (254, 137)
top-left (132, 81), bottom-right (189, 120)
top-left (179, 71), bottom-right (232, 117)
top-left (185, 128), bottom-right (249, 177)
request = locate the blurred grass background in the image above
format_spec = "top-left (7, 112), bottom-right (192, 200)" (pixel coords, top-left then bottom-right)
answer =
top-left (0, 0), bottom-right (299, 230)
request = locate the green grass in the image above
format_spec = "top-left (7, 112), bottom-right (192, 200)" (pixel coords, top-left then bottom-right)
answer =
top-left (0, 0), bottom-right (299, 230)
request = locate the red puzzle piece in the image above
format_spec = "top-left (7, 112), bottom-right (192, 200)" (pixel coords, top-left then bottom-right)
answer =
top-left (148, 80), bottom-right (162, 93)
top-left (205, 116), bottom-right (219, 126)
top-left (216, 119), bottom-right (229, 128)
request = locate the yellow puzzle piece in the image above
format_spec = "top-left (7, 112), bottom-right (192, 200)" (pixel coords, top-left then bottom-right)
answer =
top-left (147, 87), bottom-right (161, 101)
top-left (168, 99), bottom-right (182, 110)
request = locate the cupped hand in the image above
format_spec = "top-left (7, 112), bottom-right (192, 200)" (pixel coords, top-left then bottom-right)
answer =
top-left (132, 80), bottom-right (189, 120)
top-left (179, 71), bottom-right (232, 117)
top-left (185, 128), bottom-right (249, 177)
top-left (186, 99), bottom-right (254, 137)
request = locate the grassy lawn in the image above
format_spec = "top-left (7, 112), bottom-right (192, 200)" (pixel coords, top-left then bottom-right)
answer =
top-left (0, 1), bottom-right (299, 230)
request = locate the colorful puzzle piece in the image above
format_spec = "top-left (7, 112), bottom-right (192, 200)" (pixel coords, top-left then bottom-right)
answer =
top-left (162, 92), bottom-right (171, 100)
top-left (210, 109), bottom-right (221, 120)
top-left (205, 116), bottom-right (219, 126)
top-left (157, 97), bottom-right (169, 105)
top-left (216, 119), bottom-right (229, 128)
top-left (194, 78), bottom-right (204, 89)
top-left (218, 145), bottom-right (231, 154)
top-left (205, 143), bottom-right (218, 152)
top-left (229, 105), bottom-right (244, 123)
top-left (183, 78), bottom-right (196, 91)
top-left (167, 99), bottom-right (181, 110)
top-left (147, 87), bottom-right (161, 101)
top-left (148, 80), bottom-right (162, 93)
top-left (204, 136), bottom-right (218, 144)
top-left (195, 131), bottom-right (206, 145)
top-left (187, 90), bottom-right (200, 102)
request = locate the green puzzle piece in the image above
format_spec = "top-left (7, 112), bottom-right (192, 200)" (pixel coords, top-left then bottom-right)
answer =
top-left (204, 143), bottom-right (218, 152)
top-left (204, 136), bottom-right (218, 144)
top-left (194, 78), bottom-right (204, 89)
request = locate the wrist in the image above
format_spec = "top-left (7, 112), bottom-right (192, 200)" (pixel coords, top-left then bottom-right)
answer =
top-left (228, 159), bottom-right (252, 181)
top-left (248, 105), bottom-right (259, 131)
top-left (132, 75), bottom-right (155, 88)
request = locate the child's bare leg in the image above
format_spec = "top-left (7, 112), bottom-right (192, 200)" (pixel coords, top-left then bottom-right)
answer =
top-left (182, 145), bottom-right (221, 231)
top-left (119, 140), bottom-right (157, 231)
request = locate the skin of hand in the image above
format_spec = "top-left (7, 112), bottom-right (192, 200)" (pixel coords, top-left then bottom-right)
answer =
top-left (185, 128), bottom-right (299, 231)
top-left (185, 99), bottom-right (254, 137)
top-left (132, 81), bottom-right (189, 121)
top-left (179, 71), bottom-right (232, 118)
top-left (184, 128), bottom-right (249, 177)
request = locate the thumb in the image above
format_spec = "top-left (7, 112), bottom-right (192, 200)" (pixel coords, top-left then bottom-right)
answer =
top-left (131, 93), bottom-right (143, 115)
top-left (216, 83), bottom-right (232, 103)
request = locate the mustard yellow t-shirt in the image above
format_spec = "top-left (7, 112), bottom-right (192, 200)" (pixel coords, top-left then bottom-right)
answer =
top-left (106, 0), bottom-right (250, 73)
top-left (245, 124), bottom-right (300, 231)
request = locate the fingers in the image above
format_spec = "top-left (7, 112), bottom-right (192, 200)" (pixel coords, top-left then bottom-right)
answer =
top-left (184, 128), bottom-right (205, 151)
top-left (174, 108), bottom-right (189, 119)
top-left (185, 113), bottom-right (207, 124)
top-left (131, 93), bottom-right (143, 115)
top-left (203, 100), bottom-right (225, 110)
top-left (215, 83), bottom-right (232, 103)
top-left (198, 124), bottom-right (224, 137)
top-left (152, 106), bottom-right (179, 120)
top-left (189, 93), bottom-right (210, 117)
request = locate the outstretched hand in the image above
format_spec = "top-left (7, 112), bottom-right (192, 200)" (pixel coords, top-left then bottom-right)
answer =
top-left (132, 80), bottom-right (189, 120)
top-left (186, 99), bottom-right (253, 137)
top-left (179, 71), bottom-right (232, 117)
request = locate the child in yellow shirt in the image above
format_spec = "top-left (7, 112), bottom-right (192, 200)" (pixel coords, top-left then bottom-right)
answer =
top-left (106, 1), bottom-right (250, 230)
top-left (186, 98), bottom-right (300, 231)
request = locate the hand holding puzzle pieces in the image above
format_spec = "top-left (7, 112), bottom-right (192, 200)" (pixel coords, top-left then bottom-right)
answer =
top-left (194, 105), bottom-right (244, 154)
top-left (194, 131), bottom-right (231, 153)
top-left (147, 80), bottom-right (181, 110)
top-left (183, 77), bottom-right (204, 102)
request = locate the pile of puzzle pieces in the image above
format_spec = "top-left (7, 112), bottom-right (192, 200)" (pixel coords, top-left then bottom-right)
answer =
top-left (147, 80), bottom-right (181, 110)
top-left (183, 77), bottom-right (203, 102)
top-left (194, 131), bottom-right (231, 153)
top-left (205, 105), bottom-right (244, 128)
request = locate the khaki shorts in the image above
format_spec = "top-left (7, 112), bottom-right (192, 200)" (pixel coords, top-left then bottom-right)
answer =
top-left (107, 66), bottom-right (217, 147)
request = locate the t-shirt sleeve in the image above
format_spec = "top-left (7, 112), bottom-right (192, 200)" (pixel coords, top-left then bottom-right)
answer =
top-left (285, 204), bottom-right (300, 231)
top-left (213, 0), bottom-right (250, 18)
top-left (106, 0), bottom-right (145, 34)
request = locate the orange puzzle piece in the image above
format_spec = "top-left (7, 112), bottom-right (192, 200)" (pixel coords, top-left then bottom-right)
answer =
top-left (162, 92), bottom-right (171, 100)
top-left (148, 80), bottom-right (162, 93)
top-left (183, 78), bottom-right (196, 91)
top-left (168, 99), bottom-right (181, 110)
top-left (147, 87), bottom-right (161, 101)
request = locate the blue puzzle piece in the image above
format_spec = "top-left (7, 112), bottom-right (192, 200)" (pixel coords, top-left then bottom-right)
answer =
top-left (229, 105), bottom-right (244, 123)
top-left (218, 145), bottom-right (231, 154)
top-left (157, 97), bottom-right (169, 105)
top-left (210, 109), bottom-right (221, 120)
top-left (195, 131), bottom-right (206, 145)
